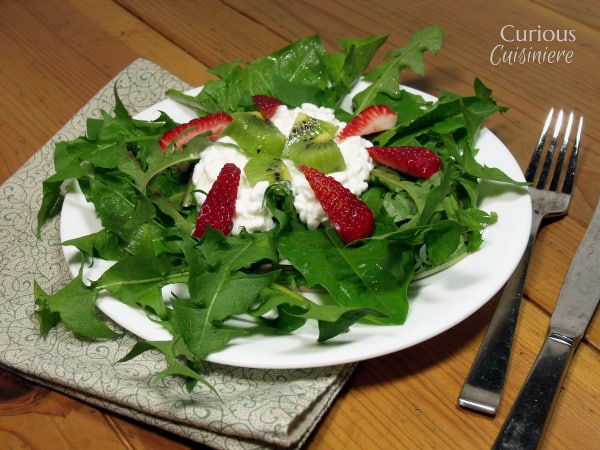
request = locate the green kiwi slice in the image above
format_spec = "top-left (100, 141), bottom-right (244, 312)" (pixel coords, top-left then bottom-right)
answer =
top-left (283, 112), bottom-right (345, 173)
top-left (285, 112), bottom-right (339, 148)
top-left (286, 139), bottom-right (346, 173)
top-left (244, 156), bottom-right (291, 186)
top-left (223, 112), bottom-right (286, 157)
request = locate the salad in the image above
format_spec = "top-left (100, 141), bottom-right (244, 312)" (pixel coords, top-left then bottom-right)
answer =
top-left (35, 27), bottom-right (519, 390)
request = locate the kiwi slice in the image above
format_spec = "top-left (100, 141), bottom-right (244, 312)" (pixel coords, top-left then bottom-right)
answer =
top-left (283, 112), bottom-right (345, 173)
top-left (287, 139), bottom-right (346, 173)
top-left (244, 156), bottom-right (291, 186)
top-left (285, 112), bottom-right (339, 148)
top-left (223, 112), bottom-right (286, 157)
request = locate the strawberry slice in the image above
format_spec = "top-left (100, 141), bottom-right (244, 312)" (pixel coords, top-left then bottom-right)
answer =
top-left (338, 105), bottom-right (397, 140)
top-left (192, 163), bottom-right (241, 238)
top-left (368, 146), bottom-right (442, 179)
top-left (252, 94), bottom-right (282, 119)
top-left (159, 111), bottom-right (233, 151)
top-left (300, 165), bottom-right (374, 244)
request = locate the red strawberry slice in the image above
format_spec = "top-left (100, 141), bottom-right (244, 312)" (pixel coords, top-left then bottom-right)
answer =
top-left (300, 165), bottom-right (374, 244)
top-left (252, 94), bottom-right (282, 119)
top-left (368, 146), bottom-right (442, 179)
top-left (338, 105), bottom-right (397, 140)
top-left (192, 163), bottom-right (241, 238)
top-left (159, 111), bottom-right (233, 151)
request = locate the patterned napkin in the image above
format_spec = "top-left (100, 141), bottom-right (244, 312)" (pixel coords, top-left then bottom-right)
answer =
top-left (0, 59), bottom-right (355, 450)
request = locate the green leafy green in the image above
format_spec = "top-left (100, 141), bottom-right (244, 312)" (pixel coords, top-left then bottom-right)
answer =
top-left (354, 26), bottom-right (444, 111)
top-left (34, 277), bottom-right (120, 340)
top-left (35, 28), bottom-right (520, 391)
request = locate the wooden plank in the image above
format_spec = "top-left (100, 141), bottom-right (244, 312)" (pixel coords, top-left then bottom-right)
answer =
top-left (0, 386), bottom-right (195, 449)
top-left (65, 0), bottom-right (213, 86)
top-left (0, 389), bottom-right (126, 449)
top-left (535, 0), bottom-right (600, 30)
top-left (115, 0), bottom-right (293, 67)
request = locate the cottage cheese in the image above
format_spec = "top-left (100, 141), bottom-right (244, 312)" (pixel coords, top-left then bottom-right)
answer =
top-left (192, 103), bottom-right (374, 234)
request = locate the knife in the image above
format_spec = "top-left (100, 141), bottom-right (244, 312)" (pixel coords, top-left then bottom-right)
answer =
top-left (493, 199), bottom-right (600, 450)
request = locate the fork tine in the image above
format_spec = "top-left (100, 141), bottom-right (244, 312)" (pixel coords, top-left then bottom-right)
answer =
top-left (536, 109), bottom-right (564, 188)
top-left (524, 108), bottom-right (554, 183)
top-left (561, 115), bottom-right (583, 195)
top-left (549, 112), bottom-right (574, 191)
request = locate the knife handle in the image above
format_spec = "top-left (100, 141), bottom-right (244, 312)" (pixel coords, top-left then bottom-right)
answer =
top-left (492, 333), bottom-right (576, 450)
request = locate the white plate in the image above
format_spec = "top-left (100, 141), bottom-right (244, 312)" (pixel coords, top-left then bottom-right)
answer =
top-left (61, 86), bottom-right (531, 369)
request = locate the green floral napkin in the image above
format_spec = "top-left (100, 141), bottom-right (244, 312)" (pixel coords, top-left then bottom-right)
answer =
top-left (0, 58), bottom-right (354, 449)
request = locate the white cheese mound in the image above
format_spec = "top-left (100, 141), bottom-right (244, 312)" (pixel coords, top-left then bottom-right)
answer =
top-left (191, 103), bottom-right (373, 234)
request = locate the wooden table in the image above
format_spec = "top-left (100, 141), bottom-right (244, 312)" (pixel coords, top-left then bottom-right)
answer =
top-left (1, 1), bottom-right (599, 448)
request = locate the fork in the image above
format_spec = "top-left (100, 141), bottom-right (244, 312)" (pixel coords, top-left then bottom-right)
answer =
top-left (458, 108), bottom-right (583, 415)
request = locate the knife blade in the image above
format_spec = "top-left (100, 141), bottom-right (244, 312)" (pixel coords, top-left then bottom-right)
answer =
top-left (493, 199), bottom-right (600, 450)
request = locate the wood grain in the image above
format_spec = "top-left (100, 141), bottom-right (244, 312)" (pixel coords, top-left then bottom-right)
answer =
top-left (535, 0), bottom-right (600, 30)
top-left (1, 1), bottom-right (599, 449)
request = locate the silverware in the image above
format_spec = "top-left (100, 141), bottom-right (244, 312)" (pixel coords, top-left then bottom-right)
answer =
top-left (493, 199), bottom-right (600, 449)
top-left (458, 109), bottom-right (583, 415)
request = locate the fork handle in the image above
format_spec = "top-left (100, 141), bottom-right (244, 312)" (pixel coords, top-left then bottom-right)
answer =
top-left (492, 334), bottom-right (575, 449)
top-left (458, 212), bottom-right (543, 415)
